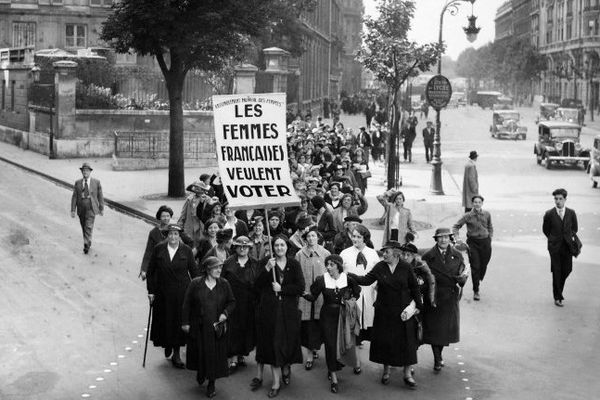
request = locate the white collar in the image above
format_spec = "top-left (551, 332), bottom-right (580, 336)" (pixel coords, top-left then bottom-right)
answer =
top-left (324, 272), bottom-right (348, 289)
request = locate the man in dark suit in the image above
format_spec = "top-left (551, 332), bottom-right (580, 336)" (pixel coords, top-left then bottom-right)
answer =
top-left (542, 188), bottom-right (578, 307)
top-left (71, 162), bottom-right (104, 254)
top-left (356, 126), bottom-right (372, 164)
top-left (422, 121), bottom-right (435, 162)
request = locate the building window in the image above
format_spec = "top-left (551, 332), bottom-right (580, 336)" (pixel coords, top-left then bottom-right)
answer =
top-left (13, 22), bottom-right (36, 47)
top-left (66, 24), bottom-right (87, 48)
top-left (566, 22), bottom-right (572, 39)
top-left (90, 0), bottom-right (112, 6)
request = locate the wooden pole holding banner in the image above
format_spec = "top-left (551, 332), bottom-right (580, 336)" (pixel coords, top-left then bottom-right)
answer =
top-left (263, 208), bottom-right (277, 292)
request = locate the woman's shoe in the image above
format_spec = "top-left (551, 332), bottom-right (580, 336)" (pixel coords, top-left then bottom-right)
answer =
top-left (381, 372), bottom-right (390, 385)
top-left (330, 382), bottom-right (338, 393)
top-left (327, 371), bottom-right (332, 381)
top-left (353, 366), bottom-right (362, 375)
top-left (267, 387), bottom-right (280, 398)
top-left (304, 361), bottom-right (313, 370)
top-left (403, 376), bottom-right (417, 389)
top-left (206, 382), bottom-right (216, 398)
top-left (281, 366), bottom-right (291, 385)
top-left (433, 361), bottom-right (443, 372)
top-left (171, 358), bottom-right (185, 369)
top-left (237, 357), bottom-right (246, 367)
top-left (312, 350), bottom-right (319, 360)
top-left (249, 378), bottom-right (263, 391)
top-left (164, 347), bottom-right (172, 359)
top-left (229, 362), bottom-right (237, 373)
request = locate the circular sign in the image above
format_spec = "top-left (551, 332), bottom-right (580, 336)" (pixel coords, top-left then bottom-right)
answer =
top-left (425, 74), bottom-right (453, 110)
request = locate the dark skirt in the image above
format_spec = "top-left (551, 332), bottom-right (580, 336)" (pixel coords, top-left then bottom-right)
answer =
top-left (356, 327), bottom-right (372, 344)
top-left (300, 320), bottom-right (323, 350)
top-left (150, 286), bottom-right (187, 348)
top-left (369, 306), bottom-right (418, 367)
top-left (320, 304), bottom-right (345, 372)
top-left (186, 323), bottom-right (229, 382)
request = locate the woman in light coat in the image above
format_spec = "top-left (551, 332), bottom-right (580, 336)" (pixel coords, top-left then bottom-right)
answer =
top-left (377, 190), bottom-right (416, 246)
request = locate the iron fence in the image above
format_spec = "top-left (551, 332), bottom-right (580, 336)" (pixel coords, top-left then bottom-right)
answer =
top-left (113, 131), bottom-right (216, 160)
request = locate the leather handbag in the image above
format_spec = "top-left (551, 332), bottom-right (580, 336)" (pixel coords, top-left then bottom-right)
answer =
top-left (214, 320), bottom-right (227, 339)
top-left (359, 170), bottom-right (372, 179)
top-left (571, 234), bottom-right (582, 258)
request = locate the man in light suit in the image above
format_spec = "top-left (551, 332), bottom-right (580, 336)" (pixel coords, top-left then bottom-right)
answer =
top-left (71, 162), bottom-right (104, 254)
top-left (542, 188), bottom-right (578, 307)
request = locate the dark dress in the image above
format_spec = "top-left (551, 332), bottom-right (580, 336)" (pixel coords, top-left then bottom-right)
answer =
top-left (221, 255), bottom-right (260, 357)
top-left (352, 260), bottom-right (422, 366)
top-left (255, 257), bottom-right (305, 367)
top-left (308, 274), bottom-right (361, 372)
top-left (421, 246), bottom-right (465, 346)
top-left (182, 277), bottom-right (235, 382)
top-left (147, 242), bottom-right (199, 349)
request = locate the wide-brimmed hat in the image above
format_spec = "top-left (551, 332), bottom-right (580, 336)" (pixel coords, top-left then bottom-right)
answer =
top-left (186, 181), bottom-right (210, 193)
top-left (203, 256), bottom-right (223, 270)
top-left (432, 227), bottom-right (453, 238)
top-left (232, 236), bottom-right (251, 248)
top-left (344, 215), bottom-right (362, 223)
top-left (380, 241), bottom-right (403, 251)
top-left (399, 243), bottom-right (419, 254)
top-left (166, 223), bottom-right (183, 232)
top-left (216, 228), bottom-right (234, 242)
top-left (79, 162), bottom-right (93, 171)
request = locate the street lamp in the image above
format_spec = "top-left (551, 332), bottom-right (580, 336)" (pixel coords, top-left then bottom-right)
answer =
top-left (431, 0), bottom-right (480, 195)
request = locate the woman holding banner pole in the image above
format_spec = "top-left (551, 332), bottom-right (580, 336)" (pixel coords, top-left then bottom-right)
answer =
top-left (252, 233), bottom-right (304, 398)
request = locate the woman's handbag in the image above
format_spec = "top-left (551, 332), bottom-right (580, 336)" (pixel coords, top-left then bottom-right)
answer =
top-left (214, 320), bottom-right (227, 339)
top-left (414, 314), bottom-right (424, 344)
top-left (358, 170), bottom-right (372, 179)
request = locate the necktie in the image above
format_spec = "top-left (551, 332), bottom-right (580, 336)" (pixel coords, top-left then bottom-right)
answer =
top-left (559, 209), bottom-right (564, 220)
top-left (356, 251), bottom-right (367, 270)
top-left (84, 180), bottom-right (89, 197)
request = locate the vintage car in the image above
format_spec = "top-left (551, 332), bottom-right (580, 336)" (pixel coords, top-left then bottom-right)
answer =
top-left (475, 91), bottom-right (503, 109)
top-left (554, 107), bottom-right (580, 124)
top-left (588, 135), bottom-right (600, 188)
top-left (490, 110), bottom-right (527, 140)
top-left (535, 102), bottom-right (559, 124)
top-left (492, 96), bottom-right (514, 110)
top-left (534, 121), bottom-right (590, 169)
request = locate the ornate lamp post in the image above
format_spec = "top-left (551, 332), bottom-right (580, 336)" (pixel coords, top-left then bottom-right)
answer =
top-left (431, 0), bottom-right (480, 194)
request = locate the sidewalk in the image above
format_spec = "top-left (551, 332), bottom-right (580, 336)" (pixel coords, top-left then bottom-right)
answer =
top-left (0, 139), bottom-right (463, 249)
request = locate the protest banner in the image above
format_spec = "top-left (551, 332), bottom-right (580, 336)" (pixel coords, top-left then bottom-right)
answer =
top-left (212, 93), bottom-right (301, 210)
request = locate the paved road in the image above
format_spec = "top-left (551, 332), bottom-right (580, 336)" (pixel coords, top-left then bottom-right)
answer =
top-left (1, 106), bottom-right (599, 400)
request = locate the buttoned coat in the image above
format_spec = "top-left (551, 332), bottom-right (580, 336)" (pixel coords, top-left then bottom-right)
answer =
top-left (71, 177), bottom-right (104, 215)
top-left (421, 245), bottom-right (465, 346)
top-left (295, 245), bottom-right (330, 320)
top-left (542, 207), bottom-right (578, 257)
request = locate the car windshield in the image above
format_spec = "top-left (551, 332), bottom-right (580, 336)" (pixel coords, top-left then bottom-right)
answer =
top-left (558, 110), bottom-right (578, 118)
top-left (550, 128), bottom-right (579, 138)
top-left (499, 112), bottom-right (519, 121)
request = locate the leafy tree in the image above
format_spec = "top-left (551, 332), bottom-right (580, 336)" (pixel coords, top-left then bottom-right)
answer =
top-left (357, 0), bottom-right (442, 189)
top-left (101, 0), bottom-right (314, 197)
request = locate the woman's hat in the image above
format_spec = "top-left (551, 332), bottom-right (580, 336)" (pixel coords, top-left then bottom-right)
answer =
top-left (268, 211), bottom-right (281, 221)
top-left (380, 240), bottom-right (403, 251)
top-left (301, 225), bottom-right (320, 240)
top-left (432, 227), bottom-right (453, 238)
top-left (216, 228), bottom-right (234, 241)
top-left (399, 243), bottom-right (419, 254)
top-left (203, 256), bottom-right (223, 270)
top-left (311, 196), bottom-right (326, 210)
top-left (232, 236), bottom-right (251, 248)
top-left (186, 181), bottom-right (209, 193)
top-left (344, 215), bottom-right (362, 223)
top-left (79, 162), bottom-right (93, 171)
top-left (166, 223), bottom-right (183, 232)
top-left (297, 216), bottom-right (314, 231)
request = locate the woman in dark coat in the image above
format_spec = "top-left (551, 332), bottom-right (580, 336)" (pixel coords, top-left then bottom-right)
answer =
top-left (305, 255), bottom-right (361, 393)
top-left (147, 223), bottom-right (200, 368)
top-left (421, 228), bottom-right (467, 372)
top-left (221, 236), bottom-right (260, 371)
top-left (182, 256), bottom-right (236, 398)
top-left (251, 235), bottom-right (305, 398)
top-left (139, 205), bottom-right (194, 280)
top-left (196, 218), bottom-right (223, 264)
top-left (350, 241), bottom-right (423, 389)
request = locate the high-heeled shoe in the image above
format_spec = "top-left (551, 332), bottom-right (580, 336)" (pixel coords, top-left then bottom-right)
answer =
top-left (330, 382), bottom-right (338, 393)
top-left (381, 372), bottom-right (390, 385)
top-left (171, 358), bottom-right (185, 369)
top-left (206, 381), bottom-right (216, 398)
top-left (403, 376), bottom-right (417, 389)
top-left (267, 387), bottom-right (280, 398)
top-left (281, 367), bottom-right (291, 385)
top-left (249, 377), bottom-right (262, 391)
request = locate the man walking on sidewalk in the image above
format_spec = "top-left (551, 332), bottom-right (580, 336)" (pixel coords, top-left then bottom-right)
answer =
top-left (462, 151), bottom-right (479, 212)
top-left (453, 195), bottom-right (493, 301)
top-left (71, 162), bottom-right (104, 254)
top-left (422, 121), bottom-right (435, 162)
top-left (542, 188), bottom-right (579, 307)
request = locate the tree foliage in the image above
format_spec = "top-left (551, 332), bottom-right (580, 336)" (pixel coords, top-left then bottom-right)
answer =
top-left (101, 0), bottom-right (313, 196)
top-left (356, 0), bottom-right (442, 189)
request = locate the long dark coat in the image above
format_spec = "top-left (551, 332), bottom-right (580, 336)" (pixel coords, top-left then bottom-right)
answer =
top-left (255, 257), bottom-right (305, 367)
top-left (147, 242), bottom-right (199, 348)
top-left (221, 255), bottom-right (260, 356)
top-left (352, 260), bottom-right (423, 367)
top-left (140, 227), bottom-right (194, 274)
top-left (182, 277), bottom-right (236, 382)
top-left (421, 246), bottom-right (465, 346)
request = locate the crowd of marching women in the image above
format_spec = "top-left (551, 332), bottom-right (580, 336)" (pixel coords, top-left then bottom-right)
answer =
top-left (139, 117), bottom-right (467, 398)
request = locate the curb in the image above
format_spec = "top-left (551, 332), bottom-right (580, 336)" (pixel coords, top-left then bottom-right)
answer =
top-left (0, 155), bottom-right (157, 226)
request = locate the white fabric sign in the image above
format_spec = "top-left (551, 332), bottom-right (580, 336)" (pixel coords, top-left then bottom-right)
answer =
top-left (212, 93), bottom-right (300, 210)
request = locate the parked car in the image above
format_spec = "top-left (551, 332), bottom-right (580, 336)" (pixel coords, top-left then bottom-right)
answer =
top-left (535, 102), bottom-right (559, 124)
top-left (588, 135), bottom-right (600, 188)
top-left (475, 91), bottom-right (503, 109)
top-left (449, 92), bottom-right (467, 108)
top-left (490, 110), bottom-right (527, 140)
top-left (554, 107), bottom-right (580, 124)
top-left (534, 121), bottom-right (590, 169)
top-left (492, 96), bottom-right (513, 110)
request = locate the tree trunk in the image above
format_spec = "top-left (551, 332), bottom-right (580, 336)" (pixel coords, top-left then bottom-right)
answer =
top-left (165, 73), bottom-right (186, 197)
top-left (387, 88), bottom-right (401, 190)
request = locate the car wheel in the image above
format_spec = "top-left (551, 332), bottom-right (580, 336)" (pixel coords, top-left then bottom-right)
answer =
top-left (593, 180), bottom-right (598, 188)
top-left (536, 153), bottom-right (542, 165)
top-left (545, 155), bottom-right (552, 169)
